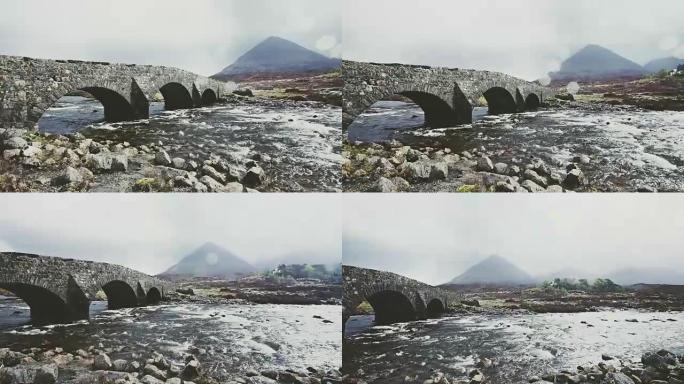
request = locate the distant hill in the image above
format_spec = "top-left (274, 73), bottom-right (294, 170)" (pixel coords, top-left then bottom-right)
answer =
top-left (448, 255), bottom-right (537, 285)
top-left (607, 267), bottom-right (684, 286)
top-left (644, 57), bottom-right (684, 73)
top-left (550, 44), bottom-right (646, 82)
top-left (160, 242), bottom-right (256, 280)
top-left (212, 36), bottom-right (340, 81)
top-left (253, 249), bottom-right (340, 271)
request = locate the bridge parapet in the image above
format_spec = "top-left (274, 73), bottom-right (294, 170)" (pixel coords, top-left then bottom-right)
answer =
top-left (0, 252), bottom-right (175, 324)
top-left (0, 55), bottom-right (233, 129)
top-left (343, 265), bottom-right (461, 327)
top-left (342, 60), bottom-right (554, 129)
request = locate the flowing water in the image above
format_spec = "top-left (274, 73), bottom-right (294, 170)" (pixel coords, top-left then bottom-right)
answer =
top-left (343, 310), bottom-right (684, 384)
top-left (38, 97), bottom-right (342, 191)
top-left (347, 101), bottom-right (684, 191)
top-left (0, 297), bottom-right (341, 381)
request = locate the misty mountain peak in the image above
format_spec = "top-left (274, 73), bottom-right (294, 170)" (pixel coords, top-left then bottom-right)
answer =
top-left (160, 242), bottom-right (256, 279)
top-left (212, 36), bottom-right (340, 81)
top-left (449, 254), bottom-right (536, 285)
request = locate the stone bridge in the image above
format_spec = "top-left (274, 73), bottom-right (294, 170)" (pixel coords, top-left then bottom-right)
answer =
top-left (0, 55), bottom-right (232, 129)
top-left (343, 265), bottom-right (462, 328)
top-left (0, 252), bottom-right (175, 324)
top-left (343, 60), bottom-right (554, 129)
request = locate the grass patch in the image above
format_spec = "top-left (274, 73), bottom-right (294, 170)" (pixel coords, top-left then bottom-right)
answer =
top-left (456, 184), bottom-right (479, 193)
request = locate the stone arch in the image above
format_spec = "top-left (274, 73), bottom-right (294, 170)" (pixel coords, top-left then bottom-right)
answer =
top-left (37, 85), bottom-right (136, 128)
top-left (426, 298), bottom-right (445, 318)
top-left (525, 93), bottom-right (541, 110)
top-left (0, 283), bottom-right (70, 324)
top-left (482, 87), bottom-right (518, 115)
top-left (159, 82), bottom-right (193, 110)
top-left (397, 91), bottom-right (459, 128)
top-left (201, 89), bottom-right (217, 105)
top-left (365, 290), bottom-right (417, 325)
top-left (146, 287), bottom-right (162, 305)
top-left (102, 280), bottom-right (138, 310)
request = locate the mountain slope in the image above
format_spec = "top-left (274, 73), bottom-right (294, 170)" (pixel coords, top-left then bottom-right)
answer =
top-left (550, 44), bottom-right (646, 81)
top-left (448, 255), bottom-right (537, 285)
top-left (607, 267), bottom-right (684, 286)
top-left (212, 36), bottom-right (340, 81)
top-left (160, 242), bottom-right (256, 279)
top-left (644, 57), bottom-right (684, 73)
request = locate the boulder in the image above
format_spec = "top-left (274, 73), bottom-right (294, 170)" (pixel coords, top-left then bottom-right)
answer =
top-left (51, 166), bottom-right (83, 187)
top-left (521, 179), bottom-right (545, 193)
top-left (429, 161), bottom-right (448, 181)
top-left (181, 359), bottom-right (200, 381)
top-left (563, 168), bottom-right (586, 190)
top-left (143, 364), bottom-right (167, 381)
top-left (110, 154), bottom-right (128, 172)
top-left (476, 156), bottom-right (494, 172)
top-left (224, 182), bottom-right (244, 193)
top-left (376, 177), bottom-right (397, 192)
top-left (3, 137), bottom-right (28, 150)
top-left (85, 154), bottom-right (113, 172)
top-left (92, 353), bottom-right (112, 370)
top-left (242, 166), bottom-right (265, 188)
top-left (154, 151), bottom-right (172, 166)
top-left (111, 359), bottom-right (128, 372)
top-left (201, 164), bottom-right (226, 184)
top-left (199, 176), bottom-right (225, 192)
top-left (523, 169), bottom-right (548, 188)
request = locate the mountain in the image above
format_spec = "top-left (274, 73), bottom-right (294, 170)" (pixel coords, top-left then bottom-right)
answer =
top-left (643, 57), bottom-right (684, 73)
top-left (549, 44), bottom-right (646, 82)
top-left (448, 255), bottom-right (537, 285)
top-left (160, 242), bottom-right (256, 279)
top-left (607, 267), bottom-right (684, 286)
top-left (212, 36), bottom-right (340, 81)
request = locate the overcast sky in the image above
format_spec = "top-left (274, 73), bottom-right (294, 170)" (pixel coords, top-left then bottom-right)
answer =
top-left (344, 0), bottom-right (684, 80)
top-left (0, 194), bottom-right (341, 275)
top-left (344, 195), bottom-right (684, 285)
top-left (0, 0), bottom-right (341, 76)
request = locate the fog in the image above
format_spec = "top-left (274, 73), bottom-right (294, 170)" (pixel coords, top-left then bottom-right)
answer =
top-left (0, 194), bottom-right (341, 275)
top-left (343, 194), bottom-right (684, 285)
top-left (0, 0), bottom-right (341, 75)
top-left (343, 0), bottom-right (684, 80)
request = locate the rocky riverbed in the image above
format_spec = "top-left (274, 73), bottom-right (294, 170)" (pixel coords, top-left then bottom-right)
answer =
top-left (343, 100), bottom-right (684, 192)
top-left (0, 96), bottom-right (341, 192)
top-left (0, 299), bottom-right (342, 384)
top-left (343, 310), bottom-right (684, 384)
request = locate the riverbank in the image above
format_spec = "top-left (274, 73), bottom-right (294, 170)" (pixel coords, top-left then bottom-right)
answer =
top-left (343, 100), bottom-right (684, 192)
top-left (0, 345), bottom-right (342, 384)
top-left (169, 275), bottom-right (342, 306)
top-left (0, 96), bottom-right (341, 192)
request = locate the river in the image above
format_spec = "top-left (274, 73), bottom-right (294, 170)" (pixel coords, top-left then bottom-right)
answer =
top-left (343, 310), bottom-right (684, 384)
top-left (347, 101), bottom-right (684, 191)
top-left (0, 297), bottom-right (341, 382)
top-left (37, 96), bottom-right (342, 191)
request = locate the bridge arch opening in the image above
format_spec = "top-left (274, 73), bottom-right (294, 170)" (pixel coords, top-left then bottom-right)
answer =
top-left (146, 287), bottom-right (162, 305)
top-left (482, 87), bottom-right (518, 115)
top-left (201, 89), bottom-right (217, 105)
top-left (37, 87), bottom-right (136, 134)
top-left (525, 93), bottom-right (541, 110)
top-left (102, 280), bottom-right (138, 310)
top-left (366, 290), bottom-right (417, 325)
top-left (0, 283), bottom-right (72, 325)
top-left (426, 298), bottom-right (445, 318)
top-left (160, 82), bottom-right (194, 111)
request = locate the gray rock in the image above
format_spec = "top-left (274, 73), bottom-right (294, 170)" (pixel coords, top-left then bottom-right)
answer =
top-left (154, 150), bottom-right (172, 166)
top-left (201, 164), bottom-right (226, 184)
top-left (3, 137), bottom-right (28, 150)
top-left (110, 154), bottom-right (128, 172)
top-left (224, 182), bottom-right (244, 193)
top-left (181, 359), bottom-right (200, 381)
top-left (508, 164), bottom-right (521, 176)
top-left (493, 162), bottom-right (508, 175)
top-left (84, 154), bottom-right (112, 172)
top-left (545, 185), bottom-right (564, 193)
top-left (523, 169), bottom-right (548, 188)
top-left (93, 353), bottom-right (112, 370)
top-left (199, 176), bottom-right (225, 192)
top-left (521, 179), bottom-right (545, 192)
top-left (52, 166), bottom-right (83, 187)
top-left (242, 166), bottom-right (265, 188)
top-left (141, 375), bottom-right (166, 384)
top-left (166, 378), bottom-right (182, 384)
top-left (530, 158), bottom-right (551, 176)
top-left (111, 359), bottom-right (128, 372)
top-left (143, 364), bottom-right (167, 381)
top-left (403, 161), bottom-right (431, 181)
top-left (573, 154), bottom-right (591, 164)
top-left (429, 161), bottom-right (448, 181)
top-left (171, 157), bottom-right (186, 170)
top-left (604, 372), bottom-right (634, 384)
top-left (563, 168), bottom-right (586, 190)
top-left (376, 177), bottom-right (396, 192)
top-left (476, 156), bottom-right (494, 172)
